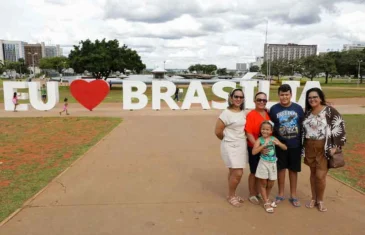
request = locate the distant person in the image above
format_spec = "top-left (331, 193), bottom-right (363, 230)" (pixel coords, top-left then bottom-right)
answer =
top-left (302, 88), bottom-right (346, 212)
top-left (40, 84), bottom-right (47, 103)
top-left (215, 88), bottom-right (248, 207)
top-left (269, 84), bottom-right (304, 207)
top-left (174, 87), bottom-right (179, 101)
top-left (12, 92), bottom-right (19, 112)
top-left (59, 98), bottom-right (70, 115)
top-left (245, 92), bottom-right (270, 205)
top-left (252, 121), bottom-right (287, 213)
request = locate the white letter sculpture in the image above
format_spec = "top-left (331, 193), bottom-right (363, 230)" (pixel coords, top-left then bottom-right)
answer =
top-left (211, 81), bottom-right (236, 110)
top-left (240, 81), bottom-right (258, 109)
top-left (152, 81), bottom-right (179, 110)
top-left (181, 81), bottom-right (210, 110)
top-left (28, 82), bottom-right (59, 111)
top-left (3, 81), bottom-right (30, 111)
top-left (123, 81), bottom-right (148, 110)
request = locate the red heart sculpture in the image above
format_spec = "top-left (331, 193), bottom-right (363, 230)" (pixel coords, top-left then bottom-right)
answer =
top-left (70, 79), bottom-right (110, 111)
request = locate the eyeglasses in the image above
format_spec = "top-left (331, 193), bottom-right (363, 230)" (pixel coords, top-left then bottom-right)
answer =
top-left (256, 98), bottom-right (268, 103)
top-left (308, 96), bottom-right (319, 100)
top-left (233, 95), bottom-right (244, 99)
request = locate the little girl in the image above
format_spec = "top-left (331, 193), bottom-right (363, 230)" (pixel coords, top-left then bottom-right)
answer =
top-left (252, 121), bottom-right (287, 213)
top-left (13, 92), bottom-right (19, 112)
top-left (59, 98), bottom-right (70, 115)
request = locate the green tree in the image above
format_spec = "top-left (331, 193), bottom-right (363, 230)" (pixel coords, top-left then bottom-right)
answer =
top-left (318, 53), bottom-right (337, 84)
top-left (68, 39), bottom-right (146, 80)
top-left (270, 58), bottom-right (291, 81)
top-left (249, 65), bottom-right (260, 72)
top-left (0, 60), bottom-right (5, 74)
top-left (217, 68), bottom-right (227, 75)
top-left (299, 56), bottom-right (321, 81)
top-left (3, 60), bottom-right (27, 74)
top-left (188, 64), bottom-right (217, 74)
top-left (39, 56), bottom-right (69, 73)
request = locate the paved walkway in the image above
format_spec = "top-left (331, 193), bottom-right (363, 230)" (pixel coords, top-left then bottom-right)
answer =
top-left (0, 104), bottom-right (365, 235)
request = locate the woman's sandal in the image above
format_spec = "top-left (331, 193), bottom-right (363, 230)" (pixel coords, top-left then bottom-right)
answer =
top-left (305, 200), bottom-right (317, 209)
top-left (275, 196), bottom-right (285, 204)
top-left (248, 195), bottom-right (260, 205)
top-left (227, 196), bottom-right (242, 207)
top-left (289, 197), bottom-right (301, 207)
top-left (317, 201), bottom-right (328, 212)
top-left (235, 195), bottom-right (245, 203)
top-left (264, 202), bottom-right (274, 213)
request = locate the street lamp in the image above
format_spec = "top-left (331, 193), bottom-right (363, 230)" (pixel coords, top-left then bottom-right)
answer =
top-left (163, 60), bottom-right (166, 70)
top-left (358, 60), bottom-right (363, 85)
top-left (28, 52), bottom-right (38, 79)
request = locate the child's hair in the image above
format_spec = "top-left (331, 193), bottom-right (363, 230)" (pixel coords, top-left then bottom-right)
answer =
top-left (259, 121), bottom-right (274, 136)
top-left (64, 98), bottom-right (68, 102)
top-left (13, 92), bottom-right (17, 98)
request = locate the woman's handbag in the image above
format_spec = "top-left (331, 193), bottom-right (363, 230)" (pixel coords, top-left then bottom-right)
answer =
top-left (328, 149), bottom-right (345, 169)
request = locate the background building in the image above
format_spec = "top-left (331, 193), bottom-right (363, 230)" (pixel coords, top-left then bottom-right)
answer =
top-left (343, 44), bottom-right (365, 51)
top-left (0, 40), bottom-right (26, 62)
top-left (264, 43), bottom-right (317, 61)
top-left (44, 44), bottom-right (63, 58)
top-left (249, 56), bottom-right (264, 68)
top-left (236, 63), bottom-right (247, 71)
top-left (24, 44), bottom-right (43, 67)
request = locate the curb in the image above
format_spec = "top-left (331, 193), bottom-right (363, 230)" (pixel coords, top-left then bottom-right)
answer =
top-left (0, 121), bottom-right (122, 227)
top-left (327, 173), bottom-right (365, 196)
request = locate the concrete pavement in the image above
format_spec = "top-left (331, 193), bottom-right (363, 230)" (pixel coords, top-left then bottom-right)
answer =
top-left (0, 103), bottom-right (365, 235)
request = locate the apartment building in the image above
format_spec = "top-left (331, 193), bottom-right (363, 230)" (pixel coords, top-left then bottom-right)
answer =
top-left (264, 43), bottom-right (317, 62)
top-left (24, 44), bottom-right (43, 67)
top-left (343, 44), bottom-right (365, 51)
top-left (0, 40), bottom-right (26, 62)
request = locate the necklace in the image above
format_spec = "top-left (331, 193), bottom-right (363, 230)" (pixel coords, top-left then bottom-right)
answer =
top-left (256, 109), bottom-right (267, 119)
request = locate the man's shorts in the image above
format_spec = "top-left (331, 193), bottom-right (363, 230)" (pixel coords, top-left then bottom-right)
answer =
top-left (255, 159), bottom-right (277, 180)
top-left (248, 147), bottom-right (260, 174)
top-left (275, 146), bottom-right (302, 172)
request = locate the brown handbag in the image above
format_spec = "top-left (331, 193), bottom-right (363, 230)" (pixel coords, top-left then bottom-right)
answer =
top-left (328, 149), bottom-right (345, 169)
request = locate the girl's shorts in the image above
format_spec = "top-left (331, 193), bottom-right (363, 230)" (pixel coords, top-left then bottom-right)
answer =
top-left (255, 159), bottom-right (277, 180)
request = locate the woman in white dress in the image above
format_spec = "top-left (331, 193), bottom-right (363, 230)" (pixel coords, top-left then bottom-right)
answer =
top-left (215, 88), bottom-right (248, 207)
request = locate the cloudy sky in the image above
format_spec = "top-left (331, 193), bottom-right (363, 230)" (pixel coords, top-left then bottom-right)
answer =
top-left (1, 0), bottom-right (365, 69)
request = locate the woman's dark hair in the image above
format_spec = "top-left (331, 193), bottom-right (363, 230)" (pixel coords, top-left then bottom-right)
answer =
top-left (255, 92), bottom-right (267, 100)
top-left (305, 88), bottom-right (327, 113)
top-left (64, 98), bottom-right (68, 102)
top-left (228, 88), bottom-right (245, 110)
top-left (278, 84), bottom-right (292, 94)
top-left (13, 92), bottom-right (17, 98)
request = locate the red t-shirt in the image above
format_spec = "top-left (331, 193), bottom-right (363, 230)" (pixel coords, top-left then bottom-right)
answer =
top-left (245, 110), bottom-right (271, 147)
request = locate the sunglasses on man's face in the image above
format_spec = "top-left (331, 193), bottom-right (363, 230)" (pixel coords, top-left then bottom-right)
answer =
top-left (256, 98), bottom-right (268, 103)
top-left (233, 95), bottom-right (244, 99)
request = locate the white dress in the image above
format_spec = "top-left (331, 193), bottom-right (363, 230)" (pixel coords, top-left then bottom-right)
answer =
top-left (219, 109), bottom-right (248, 168)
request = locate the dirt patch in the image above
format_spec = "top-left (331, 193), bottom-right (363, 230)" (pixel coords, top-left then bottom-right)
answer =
top-left (344, 143), bottom-right (365, 189)
top-left (0, 117), bottom-right (122, 222)
top-left (0, 118), bottom-right (108, 171)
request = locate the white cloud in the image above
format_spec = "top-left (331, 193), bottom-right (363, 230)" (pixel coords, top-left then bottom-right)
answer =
top-left (0, 0), bottom-right (364, 69)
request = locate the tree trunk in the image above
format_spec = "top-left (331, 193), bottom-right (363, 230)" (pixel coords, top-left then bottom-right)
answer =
top-left (325, 72), bottom-right (329, 84)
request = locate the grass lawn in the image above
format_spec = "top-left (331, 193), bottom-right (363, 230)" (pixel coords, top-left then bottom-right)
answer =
top-left (0, 117), bottom-right (122, 222)
top-left (329, 115), bottom-right (365, 193)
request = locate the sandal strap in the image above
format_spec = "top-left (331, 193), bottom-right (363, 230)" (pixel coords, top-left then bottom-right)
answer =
top-left (227, 196), bottom-right (241, 206)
